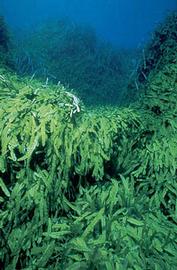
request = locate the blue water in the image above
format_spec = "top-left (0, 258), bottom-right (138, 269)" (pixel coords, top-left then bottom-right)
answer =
top-left (0, 0), bottom-right (176, 48)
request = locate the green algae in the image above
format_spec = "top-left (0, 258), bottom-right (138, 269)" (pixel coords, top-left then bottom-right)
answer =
top-left (0, 12), bottom-right (177, 270)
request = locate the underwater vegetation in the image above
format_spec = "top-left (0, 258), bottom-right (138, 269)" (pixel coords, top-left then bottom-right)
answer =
top-left (0, 16), bottom-right (11, 67)
top-left (12, 19), bottom-right (137, 106)
top-left (126, 12), bottom-right (177, 103)
top-left (0, 16), bottom-right (9, 52)
top-left (0, 12), bottom-right (177, 270)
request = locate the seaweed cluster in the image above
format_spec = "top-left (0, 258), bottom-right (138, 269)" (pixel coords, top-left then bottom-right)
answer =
top-left (0, 12), bottom-right (177, 270)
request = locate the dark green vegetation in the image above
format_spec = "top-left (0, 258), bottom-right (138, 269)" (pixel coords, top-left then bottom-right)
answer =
top-left (0, 13), bottom-right (177, 270)
top-left (13, 20), bottom-right (137, 106)
top-left (0, 16), bottom-right (9, 51)
top-left (0, 16), bottom-right (11, 67)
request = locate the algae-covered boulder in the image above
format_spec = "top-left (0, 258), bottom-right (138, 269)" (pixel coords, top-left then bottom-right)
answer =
top-left (126, 12), bottom-right (177, 104)
top-left (137, 12), bottom-right (177, 84)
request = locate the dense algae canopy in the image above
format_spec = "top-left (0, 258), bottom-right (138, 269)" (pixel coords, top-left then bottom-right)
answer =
top-left (0, 12), bottom-right (177, 270)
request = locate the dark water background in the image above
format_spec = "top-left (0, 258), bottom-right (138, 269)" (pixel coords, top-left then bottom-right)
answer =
top-left (0, 0), bottom-right (176, 48)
